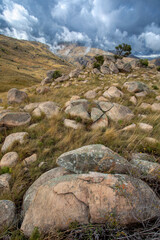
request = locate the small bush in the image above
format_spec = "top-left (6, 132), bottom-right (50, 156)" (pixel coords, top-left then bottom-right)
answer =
top-left (52, 70), bottom-right (62, 79)
top-left (0, 166), bottom-right (12, 175)
top-left (140, 59), bottom-right (148, 67)
top-left (95, 55), bottom-right (104, 65)
top-left (30, 227), bottom-right (41, 240)
top-left (93, 62), bottom-right (101, 70)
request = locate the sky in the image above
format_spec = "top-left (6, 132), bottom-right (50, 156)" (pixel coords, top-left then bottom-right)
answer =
top-left (0, 0), bottom-right (160, 56)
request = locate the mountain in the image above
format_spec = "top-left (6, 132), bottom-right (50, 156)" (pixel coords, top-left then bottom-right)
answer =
top-left (0, 35), bottom-right (72, 92)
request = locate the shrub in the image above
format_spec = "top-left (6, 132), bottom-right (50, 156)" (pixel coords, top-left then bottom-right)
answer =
top-left (93, 62), bottom-right (101, 70)
top-left (115, 43), bottom-right (132, 57)
top-left (52, 70), bottom-right (62, 79)
top-left (95, 55), bottom-right (104, 65)
top-left (140, 59), bottom-right (148, 67)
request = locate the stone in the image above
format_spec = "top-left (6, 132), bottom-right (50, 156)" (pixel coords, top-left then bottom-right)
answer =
top-left (91, 114), bottom-right (109, 129)
top-left (98, 96), bottom-right (108, 102)
top-left (23, 154), bottom-right (37, 166)
top-left (57, 144), bottom-right (137, 175)
top-left (7, 88), bottom-right (28, 104)
top-left (151, 103), bottom-right (160, 112)
top-left (65, 104), bottom-right (90, 120)
top-left (0, 200), bottom-right (16, 231)
top-left (91, 108), bottom-right (103, 122)
top-left (0, 112), bottom-right (31, 127)
top-left (138, 123), bottom-right (153, 132)
top-left (0, 152), bottom-right (19, 168)
top-left (92, 68), bottom-right (101, 75)
top-left (139, 103), bottom-right (151, 110)
top-left (36, 86), bottom-right (50, 94)
top-left (28, 123), bottom-right (38, 129)
top-left (145, 137), bottom-right (159, 144)
top-left (21, 172), bottom-right (160, 236)
top-left (69, 69), bottom-right (81, 78)
top-left (123, 82), bottom-right (150, 93)
top-left (135, 91), bottom-right (148, 98)
top-left (1, 132), bottom-right (28, 153)
top-left (98, 101), bottom-right (114, 112)
top-left (116, 60), bottom-right (132, 73)
top-left (103, 86), bottom-right (123, 98)
top-left (22, 167), bottom-right (70, 216)
top-left (131, 153), bottom-right (156, 163)
top-left (121, 123), bottom-right (136, 131)
top-left (41, 77), bottom-right (52, 85)
top-left (100, 64), bottom-right (110, 74)
top-left (130, 96), bottom-right (137, 105)
top-left (24, 103), bottom-right (39, 112)
top-left (0, 174), bottom-right (11, 194)
top-left (130, 159), bottom-right (160, 181)
top-left (84, 90), bottom-right (97, 99)
top-left (68, 99), bottom-right (89, 108)
top-left (64, 119), bottom-right (83, 130)
top-left (109, 62), bottom-right (119, 74)
top-left (55, 75), bottom-right (69, 82)
top-left (106, 103), bottom-right (134, 122)
top-left (156, 96), bottom-right (160, 101)
top-left (38, 102), bottom-right (60, 119)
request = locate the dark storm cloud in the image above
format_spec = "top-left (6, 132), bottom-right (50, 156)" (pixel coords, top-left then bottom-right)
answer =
top-left (0, 0), bottom-right (160, 55)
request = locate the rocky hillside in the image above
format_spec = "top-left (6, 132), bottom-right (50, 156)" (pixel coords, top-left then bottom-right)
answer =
top-left (57, 43), bottom-right (113, 67)
top-left (0, 35), bottom-right (72, 93)
top-left (0, 50), bottom-right (160, 239)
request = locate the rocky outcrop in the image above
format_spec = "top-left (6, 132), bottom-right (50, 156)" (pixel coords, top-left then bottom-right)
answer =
top-left (7, 88), bottom-right (28, 104)
top-left (21, 172), bottom-right (160, 236)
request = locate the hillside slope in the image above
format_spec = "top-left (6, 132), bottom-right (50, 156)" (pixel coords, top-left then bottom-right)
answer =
top-left (0, 35), bottom-right (72, 92)
top-left (57, 43), bottom-right (113, 67)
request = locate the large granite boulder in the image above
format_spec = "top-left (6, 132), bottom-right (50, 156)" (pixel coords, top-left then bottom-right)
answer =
top-left (7, 88), bottom-right (28, 104)
top-left (0, 112), bottom-right (31, 127)
top-left (22, 167), bottom-right (70, 216)
top-left (21, 172), bottom-right (160, 236)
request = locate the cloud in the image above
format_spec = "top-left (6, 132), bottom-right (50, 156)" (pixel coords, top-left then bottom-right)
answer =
top-left (0, 0), bottom-right (160, 56)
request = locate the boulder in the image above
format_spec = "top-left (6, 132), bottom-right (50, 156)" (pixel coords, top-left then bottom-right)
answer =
top-left (123, 82), bottom-right (150, 93)
top-left (0, 112), bottom-right (31, 127)
top-left (103, 87), bottom-right (123, 98)
top-left (131, 153), bottom-right (156, 163)
top-left (21, 172), bottom-right (160, 236)
top-left (151, 103), bottom-right (160, 112)
top-left (0, 200), bottom-right (16, 231)
top-left (0, 174), bottom-right (11, 194)
top-left (84, 90), bottom-right (97, 99)
top-left (106, 103), bottom-right (134, 122)
top-left (98, 101), bottom-right (114, 112)
top-left (36, 86), bottom-right (50, 94)
top-left (109, 62), bottom-right (119, 74)
top-left (121, 123), bottom-right (136, 131)
top-left (69, 69), bottom-right (81, 78)
top-left (7, 88), bottom-right (28, 104)
top-left (130, 96), bottom-right (137, 105)
top-left (64, 119), bottom-right (83, 130)
top-left (0, 152), bottom-right (19, 168)
top-left (1, 132), bottom-right (28, 153)
top-left (65, 104), bottom-right (90, 120)
top-left (57, 144), bottom-right (137, 175)
top-left (91, 114), bottom-right (109, 129)
top-left (23, 154), bottom-right (37, 166)
top-left (24, 103), bottom-right (39, 112)
top-left (116, 60), bottom-right (132, 73)
top-left (138, 123), bottom-right (153, 132)
top-left (100, 64), bottom-right (110, 74)
top-left (130, 159), bottom-right (160, 181)
top-left (91, 108), bottom-right (103, 122)
top-left (139, 103), bottom-right (151, 110)
top-left (22, 167), bottom-right (70, 216)
top-left (55, 75), bottom-right (69, 82)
